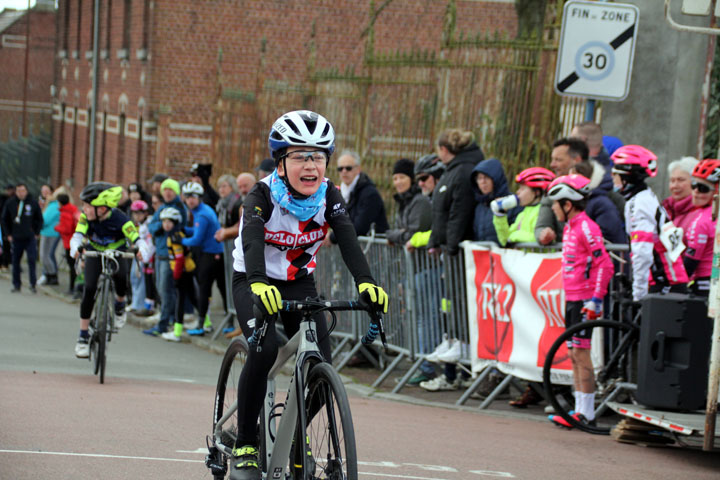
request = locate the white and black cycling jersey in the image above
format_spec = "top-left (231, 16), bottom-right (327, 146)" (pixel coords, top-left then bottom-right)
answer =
top-left (232, 176), bottom-right (374, 285)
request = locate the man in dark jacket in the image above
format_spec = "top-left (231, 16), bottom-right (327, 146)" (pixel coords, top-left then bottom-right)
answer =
top-left (0, 184), bottom-right (15, 269)
top-left (190, 163), bottom-right (220, 209)
top-left (335, 150), bottom-right (389, 237)
top-left (1, 183), bottom-right (43, 292)
top-left (428, 134), bottom-right (484, 255)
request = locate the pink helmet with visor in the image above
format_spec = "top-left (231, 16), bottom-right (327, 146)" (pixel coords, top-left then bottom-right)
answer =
top-left (515, 167), bottom-right (555, 190)
top-left (610, 145), bottom-right (658, 178)
top-left (546, 174), bottom-right (591, 202)
top-left (130, 200), bottom-right (149, 212)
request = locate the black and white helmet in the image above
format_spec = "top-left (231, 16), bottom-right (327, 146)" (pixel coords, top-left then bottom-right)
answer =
top-left (159, 207), bottom-right (183, 223)
top-left (181, 181), bottom-right (204, 197)
top-left (268, 110), bottom-right (335, 161)
top-left (414, 153), bottom-right (445, 178)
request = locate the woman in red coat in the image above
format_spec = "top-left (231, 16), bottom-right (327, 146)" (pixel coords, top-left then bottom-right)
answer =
top-left (54, 193), bottom-right (79, 295)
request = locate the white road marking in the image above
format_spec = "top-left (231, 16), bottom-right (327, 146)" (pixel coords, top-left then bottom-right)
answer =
top-left (176, 448), bottom-right (207, 454)
top-left (0, 449), bottom-right (203, 463)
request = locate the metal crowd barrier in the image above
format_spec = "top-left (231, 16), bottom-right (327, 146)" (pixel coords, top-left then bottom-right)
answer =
top-left (210, 239), bottom-right (237, 341)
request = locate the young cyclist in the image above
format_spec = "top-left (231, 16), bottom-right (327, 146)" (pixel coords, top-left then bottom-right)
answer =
top-left (159, 207), bottom-right (198, 341)
top-left (228, 110), bottom-right (388, 480)
top-left (683, 159), bottom-right (720, 296)
top-left (610, 145), bottom-right (689, 301)
top-left (490, 167), bottom-right (555, 246)
top-left (545, 174), bottom-right (614, 428)
top-left (70, 182), bottom-right (150, 358)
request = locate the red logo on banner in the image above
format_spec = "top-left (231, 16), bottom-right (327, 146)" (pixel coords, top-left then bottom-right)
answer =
top-left (532, 258), bottom-right (571, 370)
top-left (473, 250), bottom-right (515, 362)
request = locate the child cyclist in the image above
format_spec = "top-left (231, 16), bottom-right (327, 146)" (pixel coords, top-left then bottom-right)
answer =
top-left (229, 110), bottom-right (388, 480)
top-left (610, 145), bottom-right (688, 301)
top-left (545, 174), bottom-right (614, 428)
top-left (159, 207), bottom-right (198, 341)
top-left (683, 159), bottom-right (720, 296)
top-left (70, 182), bottom-right (150, 358)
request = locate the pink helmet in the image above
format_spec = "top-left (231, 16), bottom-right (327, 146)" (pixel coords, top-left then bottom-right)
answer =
top-left (547, 174), bottom-right (591, 202)
top-left (610, 145), bottom-right (658, 178)
top-left (130, 200), bottom-right (149, 212)
top-left (692, 159), bottom-right (720, 184)
top-left (515, 167), bottom-right (555, 190)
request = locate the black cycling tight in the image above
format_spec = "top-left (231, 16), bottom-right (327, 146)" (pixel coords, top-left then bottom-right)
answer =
top-left (80, 255), bottom-right (129, 319)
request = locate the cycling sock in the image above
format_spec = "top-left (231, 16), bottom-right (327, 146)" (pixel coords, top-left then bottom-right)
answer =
top-left (203, 314), bottom-right (212, 328)
top-left (114, 300), bottom-right (126, 314)
top-left (578, 392), bottom-right (596, 421)
top-left (574, 390), bottom-right (580, 414)
top-left (79, 329), bottom-right (89, 339)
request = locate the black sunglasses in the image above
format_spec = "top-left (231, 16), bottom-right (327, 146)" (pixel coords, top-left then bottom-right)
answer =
top-left (337, 166), bottom-right (355, 172)
top-left (691, 181), bottom-right (712, 193)
top-left (416, 174), bottom-right (430, 182)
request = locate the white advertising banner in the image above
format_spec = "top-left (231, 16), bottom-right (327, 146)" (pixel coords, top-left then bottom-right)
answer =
top-left (463, 243), bottom-right (574, 384)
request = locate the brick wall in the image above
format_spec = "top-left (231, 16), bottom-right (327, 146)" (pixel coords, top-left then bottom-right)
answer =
top-left (52, 0), bottom-right (518, 196)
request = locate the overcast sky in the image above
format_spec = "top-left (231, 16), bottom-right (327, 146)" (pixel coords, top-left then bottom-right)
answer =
top-left (0, 1), bottom-right (38, 10)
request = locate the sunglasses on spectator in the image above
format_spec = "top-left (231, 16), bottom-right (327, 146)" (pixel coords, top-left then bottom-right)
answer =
top-left (416, 174), bottom-right (430, 182)
top-left (691, 181), bottom-right (712, 193)
top-left (337, 165), bottom-right (355, 172)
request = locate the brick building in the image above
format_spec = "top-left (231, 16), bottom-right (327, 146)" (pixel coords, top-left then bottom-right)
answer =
top-left (0, 2), bottom-right (56, 142)
top-left (51, 0), bottom-right (520, 195)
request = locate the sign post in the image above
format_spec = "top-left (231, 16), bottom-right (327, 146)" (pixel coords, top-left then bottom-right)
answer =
top-left (555, 1), bottom-right (640, 102)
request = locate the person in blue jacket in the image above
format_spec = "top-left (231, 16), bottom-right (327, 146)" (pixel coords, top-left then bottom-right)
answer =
top-left (180, 181), bottom-right (225, 335)
top-left (144, 178), bottom-right (187, 336)
top-left (471, 158), bottom-right (521, 243)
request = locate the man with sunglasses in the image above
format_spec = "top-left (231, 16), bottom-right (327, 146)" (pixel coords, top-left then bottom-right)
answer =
top-left (611, 145), bottom-right (688, 301)
top-left (330, 150), bottom-right (388, 240)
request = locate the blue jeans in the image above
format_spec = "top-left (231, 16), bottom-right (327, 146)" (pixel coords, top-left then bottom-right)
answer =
top-left (130, 260), bottom-right (146, 311)
top-left (414, 267), bottom-right (442, 355)
top-left (11, 237), bottom-right (37, 289)
top-left (156, 258), bottom-right (176, 332)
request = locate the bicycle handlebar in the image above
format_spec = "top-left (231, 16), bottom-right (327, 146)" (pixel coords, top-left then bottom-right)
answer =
top-left (82, 248), bottom-right (137, 259)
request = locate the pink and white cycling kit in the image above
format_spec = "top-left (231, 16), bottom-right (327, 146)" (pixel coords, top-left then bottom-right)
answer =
top-left (561, 211), bottom-right (614, 302)
top-left (684, 205), bottom-right (715, 279)
top-left (624, 188), bottom-right (689, 300)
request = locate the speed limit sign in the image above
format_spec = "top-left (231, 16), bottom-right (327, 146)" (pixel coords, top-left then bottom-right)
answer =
top-left (555, 1), bottom-right (639, 101)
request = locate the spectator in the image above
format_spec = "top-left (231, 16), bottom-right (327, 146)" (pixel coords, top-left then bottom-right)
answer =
top-left (128, 200), bottom-right (155, 313)
top-left (144, 178), bottom-right (187, 336)
top-left (215, 172), bottom-right (256, 242)
top-left (256, 158), bottom-right (275, 179)
top-left (38, 188), bottom-right (62, 285)
top-left (471, 158), bottom-right (521, 244)
top-left (0, 184), bottom-right (15, 270)
top-left (662, 156), bottom-right (699, 235)
top-left (190, 163), bottom-right (220, 209)
top-left (571, 121), bottom-right (612, 168)
top-left (682, 159), bottom-right (720, 297)
top-left (38, 184), bottom-right (53, 211)
top-left (491, 167), bottom-right (555, 247)
top-left (151, 192), bottom-right (163, 213)
top-left (386, 158), bottom-right (432, 245)
top-left (128, 182), bottom-right (153, 212)
top-left (1, 183), bottom-right (43, 293)
top-left (54, 193), bottom-right (79, 295)
top-left (180, 181), bottom-right (225, 335)
top-left (332, 149), bottom-right (389, 239)
top-left (570, 161), bottom-right (626, 244)
top-left (148, 173), bottom-right (169, 195)
top-left (602, 135), bottom-right (624, 156)
top-left (428, 128), bottom-right (484, 256)
top-left (237, 172), bottom-right (256, 197)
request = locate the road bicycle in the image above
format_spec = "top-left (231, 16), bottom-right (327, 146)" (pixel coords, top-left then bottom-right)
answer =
top-left (542, 277), bottom-right (641, 435)
top-left (206, 297), bottom-right (386, 479)
top-left (81, 248), bottom-right (136, 384)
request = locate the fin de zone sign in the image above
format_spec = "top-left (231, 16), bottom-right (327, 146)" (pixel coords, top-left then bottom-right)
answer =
top-left (555, 1), bottom-right (640, 101)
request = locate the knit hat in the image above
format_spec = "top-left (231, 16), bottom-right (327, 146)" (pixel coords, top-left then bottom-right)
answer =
top-left (393, 158), bottom-right (415, 179)
top-left (160, 178), bottom-right (180, 195)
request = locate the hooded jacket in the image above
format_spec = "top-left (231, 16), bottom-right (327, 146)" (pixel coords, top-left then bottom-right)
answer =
top-left (471, 158), bottom-right (520, 243)
top-left (148, 196), bottom-right (188, 257)
top-left (585, 162), bottom-right (626, 244)
top-left (386, 185), bottom-right (432, 245)
top-left (428, 142), bottom-right (484, 254)
top-left (55, 202), bottom-right (79, 249)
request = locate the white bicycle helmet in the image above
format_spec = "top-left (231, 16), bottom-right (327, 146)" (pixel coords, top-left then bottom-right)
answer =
top-left (159, 207), bottom-right (183, 223)
top-left (181, 181), bottom-right (204, 197)
top-left (268, 110), bottom-right (335, 160)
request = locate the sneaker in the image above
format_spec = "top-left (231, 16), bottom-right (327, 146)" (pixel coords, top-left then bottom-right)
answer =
top-left (509, 385), bottom-right (543, 408)
top-left (544, 405), bottom-right (556, 414)
top-left (419, 374), bottom-right (457, 392)
top-left (143, 326), bottom-right (163, 336)
top-left (161, 331), bottom-right (182, 342)
top-left (46, 275), bottom-right (59, 285)
top-left (407, 372), bottom-right (434, 386)
top-left (186, 328), bottom-right (205, 336)
top-left (549, 412), bottom-right (596, 429)
top-left (75, 338), bottom-right (90, 358)
top-left (455, 375), bottom-right (474, 389)
top-left (437, 339), bottom-right (462, 363)
top-left (222, 326), bottom-right (235, 334)
top-left (203, 324), bottom-right (214, 334)
top-left (11, 286), bottom-right (20, 293)
top-left (146, 312), bottom-right (161, 323)
top-left (425, 334), bottom-right (451, 363)
top-left (114, 301), bottom-right (127, 329)
top-left (229, 445), bottom-right (261, 480)
top-left (184, 319), bottom-right (200, 330)
top-left (30, 286), bottom-right (37, 294)
top-left (37, 275), bottom-right (47, 285)
top-left (183, 313), bottom-right (197, 323)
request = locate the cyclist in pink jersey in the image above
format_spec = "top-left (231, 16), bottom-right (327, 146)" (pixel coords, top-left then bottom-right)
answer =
top-left (683, 159), bottom-right (720, 296)
top-left (546, 174), bottom-right (613, 428)
top-left (610, 145), bottom-right (688, 301)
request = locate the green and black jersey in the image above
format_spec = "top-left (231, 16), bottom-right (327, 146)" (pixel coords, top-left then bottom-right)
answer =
top-left (75, 208), bottom-right (139, 251)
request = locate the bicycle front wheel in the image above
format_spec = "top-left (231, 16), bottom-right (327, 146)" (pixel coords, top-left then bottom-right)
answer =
top-left (543, 320), bottom-right (639, 435)
top-left (97, 295), bottom-right (110, 384)
top-left (212, 337), bottom-right (249, 477)
top-left (296, 362), bottom-right (357, 480)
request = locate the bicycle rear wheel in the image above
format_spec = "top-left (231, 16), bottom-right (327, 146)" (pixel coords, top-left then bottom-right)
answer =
top-left (543, 320), bottom-right (639, 435)
top-left (296, 362), bottom-right (357, 480)
top-left (211, 337), bottom-right (249, 479)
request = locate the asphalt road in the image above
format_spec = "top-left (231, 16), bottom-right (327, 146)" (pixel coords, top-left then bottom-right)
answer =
top-left (2, 275), bottom-right (720, 480)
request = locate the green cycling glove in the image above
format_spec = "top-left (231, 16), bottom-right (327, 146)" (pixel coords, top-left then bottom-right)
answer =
top-left (358, 282), bottom-right (389, 314)
top-left (250, 282), bottom-right (282, 316)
